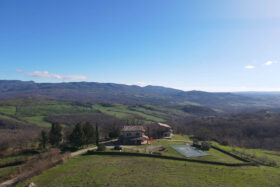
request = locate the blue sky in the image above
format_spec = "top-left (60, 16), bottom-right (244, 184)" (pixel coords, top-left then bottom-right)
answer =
top-left (1, 0), bottom-right (280, 91)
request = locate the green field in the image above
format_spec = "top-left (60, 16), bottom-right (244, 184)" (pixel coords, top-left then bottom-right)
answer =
top-left (0, 100), bottom-right (188, 126)
top-left (212, 142), bottom-right (280, 167)
top-left (17, 104), bottom-right (98, 117)
top-left (0, 106), bottom-right (16, 115)
top-left (0, 113), bottom-right (23, 123)
top-left (23, 116), bottom-right (52, 127)
top-left (93, 104), bottom-right (166, 122)
top-left (0, 99), bottom-right (194, 127)
top-left (18, 155), bottom-right (280, 187)
top-left (0, 114), bottom-right (15, 120)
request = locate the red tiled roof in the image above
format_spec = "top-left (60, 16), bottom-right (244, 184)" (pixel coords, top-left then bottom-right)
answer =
top-left (158, 123), bottom-right (171, 128)
top-left (122, 126), bottom-right (145, 132)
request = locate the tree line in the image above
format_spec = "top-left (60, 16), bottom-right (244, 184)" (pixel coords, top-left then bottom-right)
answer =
top-left (172, 110), bottom-right (280, 151)
top-left (39, 122), bottom-right (101, 150)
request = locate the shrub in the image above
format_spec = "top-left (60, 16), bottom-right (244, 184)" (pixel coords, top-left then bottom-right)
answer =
top-left (220, 141), bottom-right (228, 146)
top-left (192, 139), bottom-right (199, 147)
top-left (201, 141), bottom-right (211, 151)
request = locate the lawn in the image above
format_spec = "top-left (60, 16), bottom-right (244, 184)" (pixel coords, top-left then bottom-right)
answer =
top-left (171, 134), bottom-right (191, 141)
top-left (212, 142), bottom-right (280, 167)
top-left (200, 148), bottom-right (244, 164)
top-left (18, 155), bottom-right (280, 187)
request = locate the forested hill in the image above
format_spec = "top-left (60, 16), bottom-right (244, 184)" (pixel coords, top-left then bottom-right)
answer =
top-left (0, 80), bottom-right (279, 112)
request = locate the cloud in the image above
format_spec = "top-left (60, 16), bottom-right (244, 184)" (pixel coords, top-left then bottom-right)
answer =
top-left (264, 60), bottom-right (278, 66)
top-left (244, 65), bottom-right (255, 69)
top-left (17, 70), bottom-right (87, 81)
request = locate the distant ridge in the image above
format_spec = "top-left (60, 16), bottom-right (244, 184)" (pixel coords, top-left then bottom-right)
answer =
top-left (0, 80), bottom-right (279, 111)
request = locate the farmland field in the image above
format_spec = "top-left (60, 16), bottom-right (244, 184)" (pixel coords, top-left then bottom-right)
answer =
top-left (23, 116), bottom-right (52, 127)
top-left (17, 104), bottom-right (98, 117)
top-left (0, 106), bottom-right (16, 115)
top-left (0, 99), bottom-right (194, 127)
top-left (92, 104), bottom-right (166, 122)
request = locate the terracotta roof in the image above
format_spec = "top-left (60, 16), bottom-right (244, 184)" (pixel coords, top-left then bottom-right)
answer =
top-left (158, 123), bottom-right (171, 128)
top-left (122, 126), bottom-right (145, 132)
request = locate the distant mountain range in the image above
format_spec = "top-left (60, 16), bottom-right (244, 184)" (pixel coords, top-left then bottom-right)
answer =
top-left (0, 80), bottom-right (280, 112)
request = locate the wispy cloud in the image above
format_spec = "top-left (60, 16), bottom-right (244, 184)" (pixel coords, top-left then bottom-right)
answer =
top-left (244, 65), bottom-right (255, 69)
top-left (264, 60), bottom-right (278, 66)
top-left (17, 70), bottom-right (87, 81)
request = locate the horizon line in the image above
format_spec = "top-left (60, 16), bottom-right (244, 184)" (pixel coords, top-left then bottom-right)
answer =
top-left (1, 79), bottom-right (280, 93)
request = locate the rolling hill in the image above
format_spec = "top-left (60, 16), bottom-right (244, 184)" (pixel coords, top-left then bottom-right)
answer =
top-left (0, 80), bottom-right (280, 112)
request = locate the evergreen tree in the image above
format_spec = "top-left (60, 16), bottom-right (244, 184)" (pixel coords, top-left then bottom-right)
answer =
top-left (69, 123), bottom-right (86, 147)
top-left (83, 122), bottom-right (95, 145)
top-left (95, 123), bottom-right (99, 146)
top-left (49, 123), bottom-right (63, 146)
top-left (39, 130), bottom-right (48, 150)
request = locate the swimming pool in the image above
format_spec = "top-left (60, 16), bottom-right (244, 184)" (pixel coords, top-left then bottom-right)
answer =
top-left (171, 145), bottom-right (209, 157)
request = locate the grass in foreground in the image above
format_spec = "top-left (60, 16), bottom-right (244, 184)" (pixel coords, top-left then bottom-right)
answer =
top-left (212, 142), bottom-right (280, 167)
top-left (146, 139), bottom-right (244, 164)
top-left (18, 155), bottom-right (280, 187)
top-left (120, 136), bottom-right (244, 164)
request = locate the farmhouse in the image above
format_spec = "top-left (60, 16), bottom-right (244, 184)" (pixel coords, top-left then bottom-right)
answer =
top-left (146, 123), bottom-right (173, 139)
top-left (119, 126), bottom-right (149, 145)
top-left (120, 123), bottom-right (173, 145)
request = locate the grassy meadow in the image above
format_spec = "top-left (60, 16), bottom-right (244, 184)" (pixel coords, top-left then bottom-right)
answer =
top-left (16, 137), bottom-right (280, 186)
top-left (18, 155), bottom-right (280, 187)
top-left (212, 142), bottom-right (280, 167)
